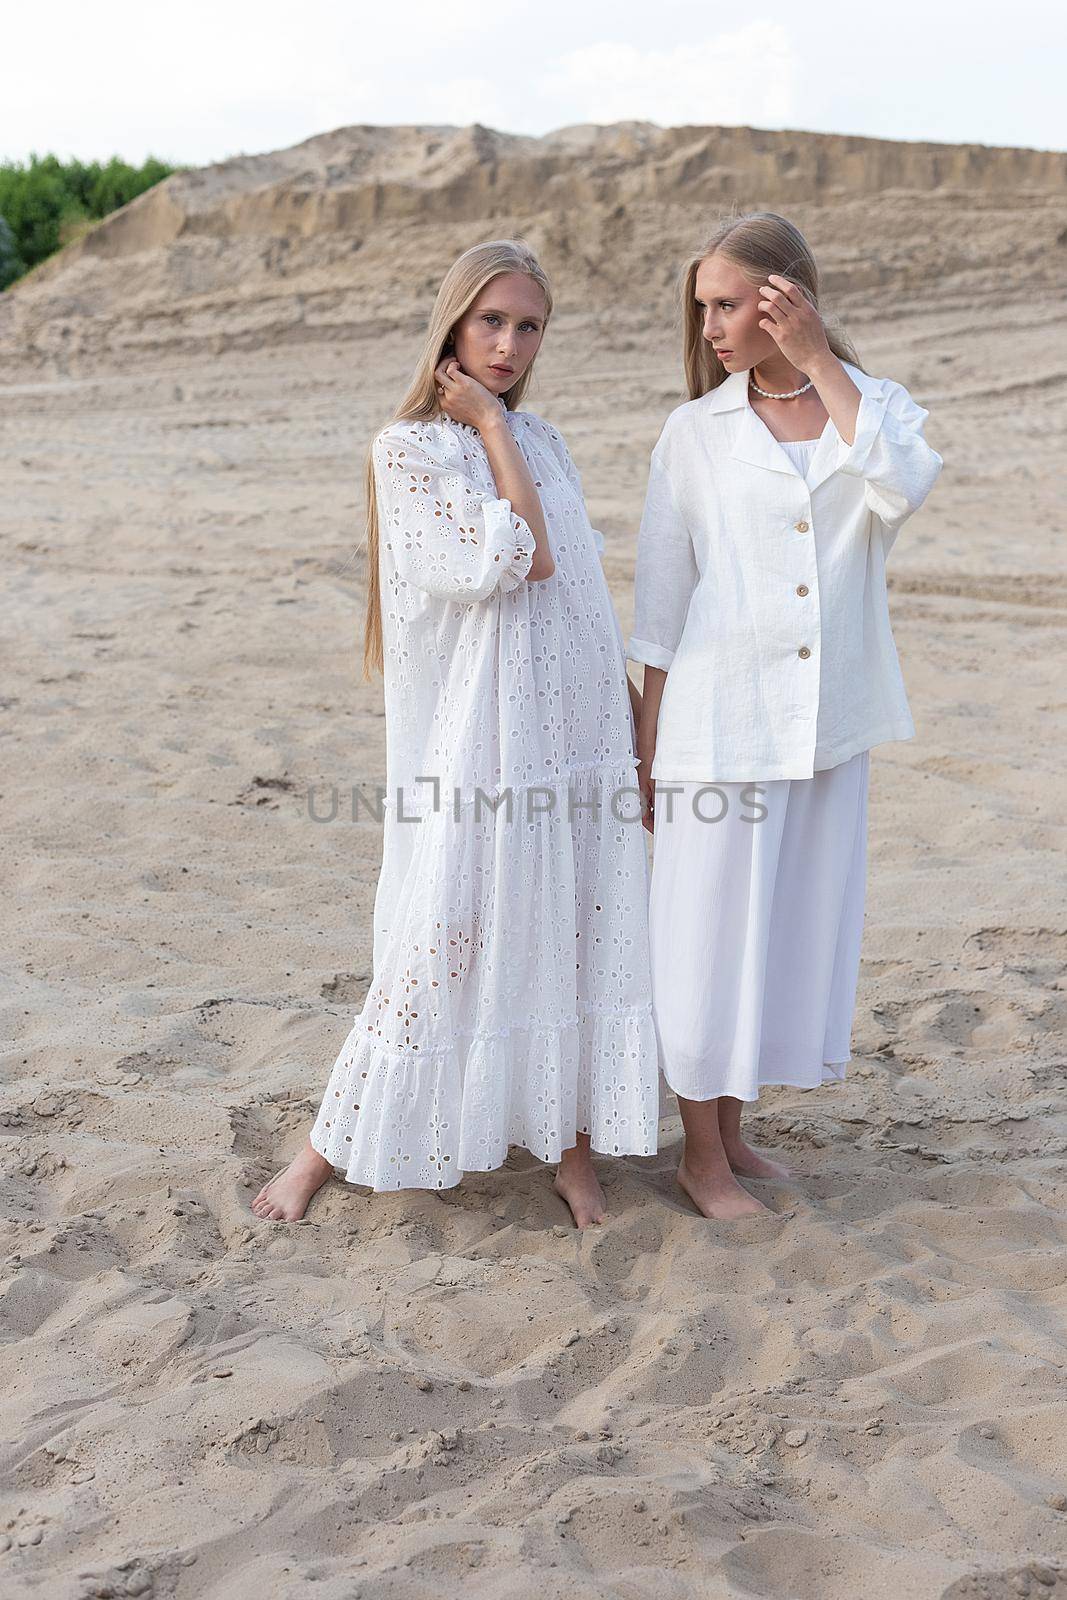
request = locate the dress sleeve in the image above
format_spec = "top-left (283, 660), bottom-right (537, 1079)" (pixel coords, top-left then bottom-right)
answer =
top-left (828, 379), bottom-right (944, 540)
top-left (626, 445), bottom-right (699, 671)
top-left (373, 423), bottom-right (536, 601)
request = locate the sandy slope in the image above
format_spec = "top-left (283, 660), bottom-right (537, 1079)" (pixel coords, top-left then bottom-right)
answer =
top-left (1, 121), bottom-right (1066, 1599)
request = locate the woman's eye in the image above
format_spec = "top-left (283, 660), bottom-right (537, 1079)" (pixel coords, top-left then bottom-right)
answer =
top-left (483, 314), bottom-right (500, 325)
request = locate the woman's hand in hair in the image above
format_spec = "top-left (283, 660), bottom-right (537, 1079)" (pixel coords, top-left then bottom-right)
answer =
top-left (756, 274), bottom-right (833, 372)
top-left (434, 358), bottom-right (501, 431)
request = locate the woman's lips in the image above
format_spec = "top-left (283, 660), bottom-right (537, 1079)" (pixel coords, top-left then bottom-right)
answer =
top-left (490, 365), bottom-right (514, 374)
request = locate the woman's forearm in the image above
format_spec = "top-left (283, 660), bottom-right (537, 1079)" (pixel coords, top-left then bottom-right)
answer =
top-left (637, 664), bottom-right (667, 756)
top-left (805, 350), bottom-right (862, 446)
top-left (626, 672), bottom-right (642, 730)
top-left (479, 415), bottom-right (554, 579)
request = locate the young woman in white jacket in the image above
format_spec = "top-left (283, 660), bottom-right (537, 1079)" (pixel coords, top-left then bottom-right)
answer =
top-left (629, 210), bottom-right (943, 1220)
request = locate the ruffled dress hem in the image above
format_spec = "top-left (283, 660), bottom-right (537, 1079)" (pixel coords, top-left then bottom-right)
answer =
top-left (311, 1001), bottom-right (661, 1192)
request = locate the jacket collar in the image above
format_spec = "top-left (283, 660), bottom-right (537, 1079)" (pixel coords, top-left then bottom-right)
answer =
top-left (702, 361), bottom-right (887, 493)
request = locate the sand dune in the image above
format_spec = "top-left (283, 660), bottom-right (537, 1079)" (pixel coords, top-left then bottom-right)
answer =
top-left (1, 121), bottom-right (1066, 1597)
top-left (3, 120), bottom-right (1066, 374)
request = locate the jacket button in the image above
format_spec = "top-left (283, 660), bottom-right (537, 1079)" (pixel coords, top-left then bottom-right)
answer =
top-left (796, 584), bottom-right (809, 596)
top-left (795, 520), bottom-right (810, 532)
top-left (798, 645), bottom-right (811, 659)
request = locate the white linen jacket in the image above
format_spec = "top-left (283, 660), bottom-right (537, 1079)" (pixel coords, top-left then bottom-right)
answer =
top-left (626, 361), bottom-right (943, 782)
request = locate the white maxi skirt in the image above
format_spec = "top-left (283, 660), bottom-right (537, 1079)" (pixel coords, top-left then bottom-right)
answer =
top-left (647, 749), bottom-right (869, 1102)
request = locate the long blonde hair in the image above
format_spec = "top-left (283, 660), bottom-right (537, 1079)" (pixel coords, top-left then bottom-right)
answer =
top-left (359, 238), bottom-right (553, 680)
top-left (681, 209), bottom-right (865, 402)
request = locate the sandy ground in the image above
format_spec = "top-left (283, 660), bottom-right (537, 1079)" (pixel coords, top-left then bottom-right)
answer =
top-left (1, 122), bottom-right (1066, 1598)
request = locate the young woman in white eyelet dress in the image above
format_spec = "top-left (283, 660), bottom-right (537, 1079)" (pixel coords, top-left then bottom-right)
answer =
top-left (251, 239), bottom-right (661, 1229)
top-left (630, 212), bottom-right (943, 1221)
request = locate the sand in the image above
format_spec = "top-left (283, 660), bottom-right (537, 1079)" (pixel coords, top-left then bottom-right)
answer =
top-left (1, 121), bottom-right (1066, 1598)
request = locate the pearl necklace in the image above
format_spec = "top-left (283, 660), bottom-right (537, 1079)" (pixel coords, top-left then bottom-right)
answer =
top-left (750, 373), bottom-right (814, 400)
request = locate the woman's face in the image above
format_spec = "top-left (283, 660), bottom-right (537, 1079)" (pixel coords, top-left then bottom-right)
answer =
top-left (694, 253), bottom-right (778, 372)
top-left (450, 272), bottom-right (547, 395)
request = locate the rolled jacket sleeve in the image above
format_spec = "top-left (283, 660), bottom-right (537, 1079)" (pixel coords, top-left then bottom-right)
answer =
top-left (627, 450), bottom-right (699, 671)
top-left (374, 425), bottom-right (535, 602)
top-left (829, 379), bottom-right (944, 537)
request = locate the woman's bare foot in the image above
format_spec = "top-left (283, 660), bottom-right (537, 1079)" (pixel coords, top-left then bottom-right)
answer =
top-left (251, 1139), bottom-right (335, 1222)
top-left (716, 1096), bottom-right (790, 1181)
top-left (721, 1137), bottom-right (790, 1182)
top-left (552, 1139), bottom-right (608, 1228)
top-left (676, 1158), bottom-right (770, 1220)
top-left (674, 1094), bottom-right (770, 1219)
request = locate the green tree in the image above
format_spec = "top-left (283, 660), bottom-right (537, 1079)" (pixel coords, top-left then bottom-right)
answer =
top-left (0, 152), bottom-right (181, 288)
top-left (0, 213), bottom-right (25, 289)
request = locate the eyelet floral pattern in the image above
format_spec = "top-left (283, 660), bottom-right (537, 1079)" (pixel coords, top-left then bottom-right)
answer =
top-left (310, 405), bottom-right (662, 1190)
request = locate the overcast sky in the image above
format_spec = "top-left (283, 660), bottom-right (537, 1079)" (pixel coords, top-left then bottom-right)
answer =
top-left (6, 0), bottom-right (1063, 169)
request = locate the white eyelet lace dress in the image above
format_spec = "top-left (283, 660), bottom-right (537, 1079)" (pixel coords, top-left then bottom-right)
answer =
top-left (310, 399), bottom-right (662, 1189)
